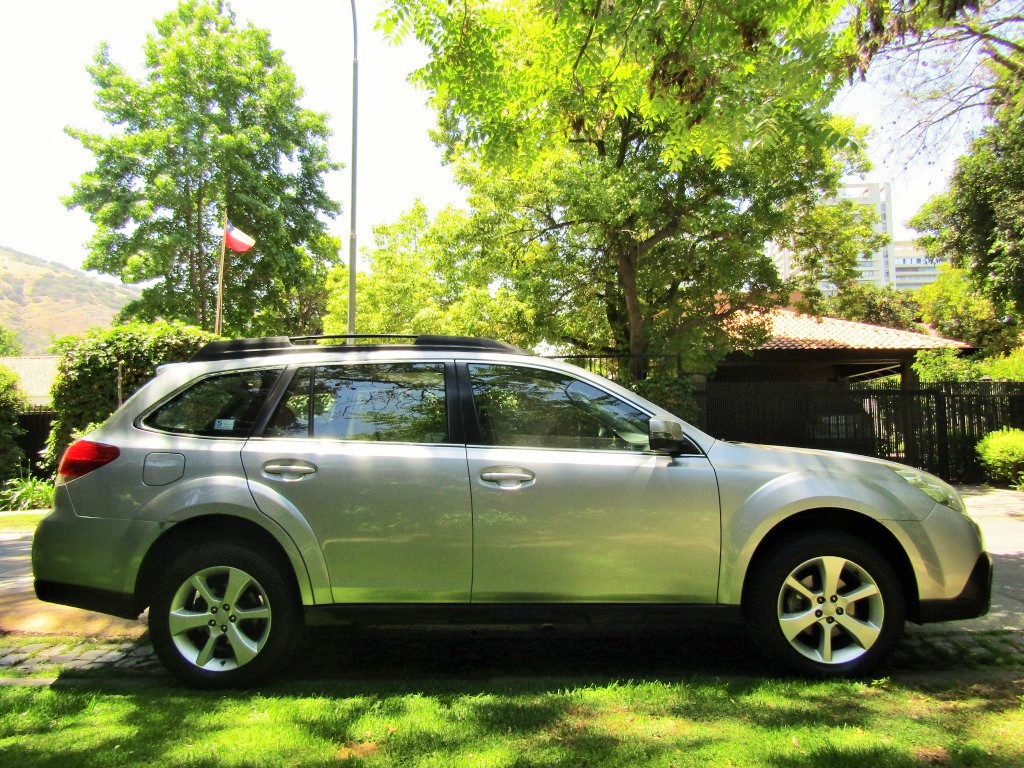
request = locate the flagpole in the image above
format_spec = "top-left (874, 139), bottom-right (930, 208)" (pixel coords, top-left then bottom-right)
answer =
top-left (346, 0), bottom-right (358, 338)
top-left (216, 210), bottom-right (228, 336)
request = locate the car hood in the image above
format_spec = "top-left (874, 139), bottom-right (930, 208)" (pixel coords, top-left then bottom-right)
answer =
top-left (704, 440), bottom-right (942, 521)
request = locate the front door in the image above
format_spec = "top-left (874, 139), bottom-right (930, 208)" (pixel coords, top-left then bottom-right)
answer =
top-left (463, 362), bottom-right (721, 603)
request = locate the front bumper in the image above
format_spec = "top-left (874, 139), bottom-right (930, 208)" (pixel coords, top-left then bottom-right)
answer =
top-left (915, 552), bottom-right (993, 623)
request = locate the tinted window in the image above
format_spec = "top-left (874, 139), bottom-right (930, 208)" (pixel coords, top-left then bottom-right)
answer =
top-left (468, 364), bottom-right (650, 451)
top-left (265, 363), bottom-right (448, 443)
top-left (145, 369), bottom-right (281, 438)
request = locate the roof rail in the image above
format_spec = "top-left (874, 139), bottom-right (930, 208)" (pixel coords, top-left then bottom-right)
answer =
top-left (190, 334), bottom-right (526, 362)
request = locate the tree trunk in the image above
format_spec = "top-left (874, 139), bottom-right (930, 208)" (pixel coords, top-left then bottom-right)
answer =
top-left (614, 249), bottom-right (648, 381)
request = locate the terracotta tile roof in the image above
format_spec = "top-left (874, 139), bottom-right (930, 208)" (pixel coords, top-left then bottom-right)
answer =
top-left (759, 310), bottom-right (971, 352)
top-left (0, 356), bottom-right (59, 407)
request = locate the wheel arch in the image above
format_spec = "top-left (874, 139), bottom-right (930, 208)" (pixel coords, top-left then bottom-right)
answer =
top-left (739, 508), bottom-right (921, 621)
top-left (134, 515), bottom-right (307, 612)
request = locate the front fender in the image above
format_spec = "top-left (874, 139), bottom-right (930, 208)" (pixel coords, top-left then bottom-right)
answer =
top-left (716, 468), bottom-right (932, 605)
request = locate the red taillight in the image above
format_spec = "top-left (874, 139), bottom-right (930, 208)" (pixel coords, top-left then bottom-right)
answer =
top-left (57, 440), bottom-right (121, 484)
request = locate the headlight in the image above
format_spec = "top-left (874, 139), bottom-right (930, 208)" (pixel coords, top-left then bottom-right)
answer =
top-left (892, 467), bottom-right (966, 514)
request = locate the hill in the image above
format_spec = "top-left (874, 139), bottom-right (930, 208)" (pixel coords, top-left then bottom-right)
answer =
top-left (0, 245), bottom-right (140, 354)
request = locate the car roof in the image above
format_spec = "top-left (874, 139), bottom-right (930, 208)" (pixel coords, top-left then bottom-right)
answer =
top-left (190, 335), bottom-right (527, 362)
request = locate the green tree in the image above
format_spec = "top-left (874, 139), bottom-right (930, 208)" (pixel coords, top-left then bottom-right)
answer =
top-left (909, 91), bottom-right (1024, 318)
top-left (916, 263), bottom-right (1019, 351)
top-left (820, 283), bottom-right (922, 332)
top-left (0, 365), bottom-right (25, 481)
top-left (0, 326), bottom-right (21, 356)
top-left (324, 202), bottom-right (537, 347)
top-left (780, 195), bottom-right (890, 311)
top-left (379, 0), bottom-right (880, 377)
top-left (65, 0), bottom-right (339, 337)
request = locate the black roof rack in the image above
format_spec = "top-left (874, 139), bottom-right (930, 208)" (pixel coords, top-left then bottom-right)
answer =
top-left (190, 334), bottom-right (527, 362)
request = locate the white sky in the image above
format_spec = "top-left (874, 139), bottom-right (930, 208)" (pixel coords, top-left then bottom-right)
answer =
top-left (0, 0), bottom-right (960, 275)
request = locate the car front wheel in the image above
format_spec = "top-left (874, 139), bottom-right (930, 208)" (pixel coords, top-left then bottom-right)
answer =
top-left (750, 532), bottom-right (905, 675)
top-left (149, 542), bottom-right (299, 688)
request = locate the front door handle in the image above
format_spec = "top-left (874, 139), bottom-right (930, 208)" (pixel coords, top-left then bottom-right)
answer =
top-left (480, 466), bottom-right (536, 489)
top-left (263, 460), bottom-right (318, 481)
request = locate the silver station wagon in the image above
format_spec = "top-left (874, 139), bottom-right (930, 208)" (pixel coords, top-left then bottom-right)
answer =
top-left (33, 335), bottom-right (992, 687)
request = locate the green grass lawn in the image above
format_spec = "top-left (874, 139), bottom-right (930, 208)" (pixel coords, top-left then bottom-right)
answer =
top-left (0, 512), bottom-right (45, 532)
top-left (1, 674), bottom-right (1021, 767)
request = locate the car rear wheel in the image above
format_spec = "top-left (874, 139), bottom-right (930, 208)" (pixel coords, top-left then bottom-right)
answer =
top-left (149, 542), bottom-right (299, 688)
top-left (750, 532), bottom-right (905, 675)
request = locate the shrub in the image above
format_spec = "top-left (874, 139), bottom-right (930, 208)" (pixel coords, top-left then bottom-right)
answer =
top-left (45, 321), bottom-right (217, 469)
top-left (0, 364), bottom-right (25, 481)
top-left (0, 474), bottom-right (54, 511)
top-left (976, 428), bottom-right (1024, 485)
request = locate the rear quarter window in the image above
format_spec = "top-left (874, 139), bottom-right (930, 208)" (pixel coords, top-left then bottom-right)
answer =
top-left (143, 369), bottom-right (281, 438)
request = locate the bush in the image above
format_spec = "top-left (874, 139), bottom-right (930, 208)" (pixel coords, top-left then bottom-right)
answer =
top-left (0, 365), bottom-right (25, 481)
top-left (0, 474), bottom-right (54, 510)
top-left (45, 321), bottom-right (218, 469)
top-left (976, 428), bottom-right (1024, 485)
top-left (628, 377), bottom-right (699, 424)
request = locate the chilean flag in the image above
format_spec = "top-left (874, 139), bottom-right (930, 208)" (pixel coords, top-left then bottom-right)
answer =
top-left (224, 223), bottom-right (255, 252)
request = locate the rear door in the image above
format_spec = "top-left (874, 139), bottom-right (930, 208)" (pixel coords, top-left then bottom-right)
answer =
top-left (242, 361), bottom-right (472, 603)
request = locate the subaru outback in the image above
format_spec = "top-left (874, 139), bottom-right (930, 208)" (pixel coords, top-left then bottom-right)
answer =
top-left (33, 335), bottom-right (992, 687)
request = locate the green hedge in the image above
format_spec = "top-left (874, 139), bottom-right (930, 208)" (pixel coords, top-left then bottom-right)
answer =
top-left (976, 428), bottom-right (1024, 486)
top-left (0, 365), bottom-right (25, 481)
top-left (45, 322), bottom-right (218, 469)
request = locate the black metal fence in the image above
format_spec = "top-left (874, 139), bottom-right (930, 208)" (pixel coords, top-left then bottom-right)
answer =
top-left (17, 407), bottom-right (55, 476)
top-left (691, 381), bottom-right (1024, 482)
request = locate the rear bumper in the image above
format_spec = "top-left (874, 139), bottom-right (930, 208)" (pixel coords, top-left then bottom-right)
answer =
top-left (915, 552), bottom-right (993, 624)
top-left (34, 580), bottom-right (142, 620)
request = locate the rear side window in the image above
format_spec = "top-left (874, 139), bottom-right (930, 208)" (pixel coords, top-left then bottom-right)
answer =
top-left (264, 363), bottom-right (448, 443)
top-left (144, 369), bottom-right (281, 438)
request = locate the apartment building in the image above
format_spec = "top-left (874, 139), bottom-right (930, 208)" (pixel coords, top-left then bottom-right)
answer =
top-left (770, 182), bottom-right (941, 291)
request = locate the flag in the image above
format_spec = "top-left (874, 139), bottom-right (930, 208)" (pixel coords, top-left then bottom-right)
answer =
top-left (224, 223), bottom-right (255, 252)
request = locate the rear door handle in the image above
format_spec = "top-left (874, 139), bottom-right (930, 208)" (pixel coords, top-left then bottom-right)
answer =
top-left (480, 467), bottom-right (535, 489)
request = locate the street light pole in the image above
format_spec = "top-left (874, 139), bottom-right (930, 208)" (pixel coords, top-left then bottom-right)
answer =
top-left (346, 0), bottom-right (359, 336)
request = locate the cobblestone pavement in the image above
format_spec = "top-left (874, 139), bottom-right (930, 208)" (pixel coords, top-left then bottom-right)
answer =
top-left (0, 624), bottom-right (1022, 685)
top-left (1, 485), bottom-right (1021, 685)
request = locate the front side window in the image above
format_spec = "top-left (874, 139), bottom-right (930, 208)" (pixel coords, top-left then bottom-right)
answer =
top-left (468, 364), bottom-right (650, 451)
top-left (264, 363), bottom-right (448, 443)
top-left (144, 369), bottom-right (281, 438)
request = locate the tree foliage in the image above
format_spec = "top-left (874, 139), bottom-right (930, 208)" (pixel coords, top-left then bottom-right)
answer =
top-left (65, 0), bottom-right (339, 337)
top-left (909, 77), bottom-right (1024, 318)
top-left (916, 263), bottom-right (1019, 350)
top-left (820, 282), bottom-right (922, 332)
top-left (0, 326), bottom-right (21, 356)
top-left (378, 0), bottom-right (883, 377)
top-left (323, 203), bottom-right (538, 347)
top-left (45, 322), bottom-right (217, 469)
top-left (0, 365), bottom-right (25, 481)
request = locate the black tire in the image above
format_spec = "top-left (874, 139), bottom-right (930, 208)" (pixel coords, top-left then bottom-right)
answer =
top-left (748, 532), bottom-right (905, 676)
top-left (149, 541), bottom-right (300, 688)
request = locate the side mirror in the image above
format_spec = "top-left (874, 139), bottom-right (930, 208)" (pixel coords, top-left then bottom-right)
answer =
top-left (649, 418), bottom-right (685, 453)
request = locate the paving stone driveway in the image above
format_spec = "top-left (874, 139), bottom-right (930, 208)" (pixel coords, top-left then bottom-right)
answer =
top-left (1, 485), bottom-right (1021, 684)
